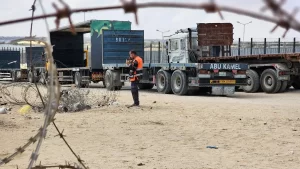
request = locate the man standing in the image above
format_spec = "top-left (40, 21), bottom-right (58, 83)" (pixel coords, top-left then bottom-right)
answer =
top-left (127, 50), bottom-right (143, 107)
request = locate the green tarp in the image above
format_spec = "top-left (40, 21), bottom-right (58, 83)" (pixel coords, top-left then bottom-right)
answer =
top-left (90, 20), bottom-right (131, 37)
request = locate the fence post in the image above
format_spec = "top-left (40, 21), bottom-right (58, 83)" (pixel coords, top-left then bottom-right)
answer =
top-left (150, 42), bottom-right (153, 63)
top-left (158, 41), bottom-right (161, 63)
top-left (238, 38), bottom-right (240, 56)
top-left (22, 48), bottom-right (23, 64)
top-left (264, 38), bottom-right (267, 54)
top-left (250, 38), bottom-right (253, 55)
top-left (278, 38), bottom-right (280, 54)
top-left (293, 37), bottom-right (296, 53)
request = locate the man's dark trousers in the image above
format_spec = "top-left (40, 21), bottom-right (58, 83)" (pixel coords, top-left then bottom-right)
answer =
top-left (131, 81), bottom-right (139, 105)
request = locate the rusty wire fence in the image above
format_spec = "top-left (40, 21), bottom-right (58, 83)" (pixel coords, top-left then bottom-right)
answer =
top-left (0, 0), bottom-right (299, 168)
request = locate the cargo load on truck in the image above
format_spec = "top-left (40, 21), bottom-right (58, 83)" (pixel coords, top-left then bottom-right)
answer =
top-left (47, 19), bottom-right (133, 87)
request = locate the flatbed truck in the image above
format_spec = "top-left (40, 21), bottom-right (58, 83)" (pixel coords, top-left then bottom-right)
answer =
top-left (45, 20), bottom-right (249, 96)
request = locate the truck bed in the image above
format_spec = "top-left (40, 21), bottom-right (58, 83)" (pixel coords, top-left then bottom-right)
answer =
top-left (199, 53), bottom-right (300, 63)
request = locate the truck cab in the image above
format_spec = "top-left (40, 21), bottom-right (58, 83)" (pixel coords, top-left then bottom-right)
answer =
top-left (166, 31), bottom-right (210, 63)
top-left (159, 24), bottom-right (249, 95)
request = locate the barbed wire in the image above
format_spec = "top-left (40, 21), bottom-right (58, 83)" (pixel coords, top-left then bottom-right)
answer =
top-left (0, 39), bottom-right (60, 169)
top-left (31, 161), bottom-right (82, 169)
top-left (0, 0), bottom-right (299, 37)
top-left (0, 82), bottom-right (48, 108)
top-left (0, 0), bottom-right (299, 168)
top-left (51, 121), bottom-right (88, 169)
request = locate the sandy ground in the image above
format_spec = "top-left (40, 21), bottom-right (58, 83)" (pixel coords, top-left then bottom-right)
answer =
top-left (0, 84), bottom-right (300, 169)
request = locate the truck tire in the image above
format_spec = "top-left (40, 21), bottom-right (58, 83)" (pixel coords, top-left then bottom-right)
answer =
top-left (74, 72), bottom-right (82, 88)
top-left (242, 69), bottom-right (260, 93)
top-left (39, 72), bottom-right (46, 85)
top-left (171, 70), bottom-right (189, 95)
top-left (104, 70), bottom-right (114, 91)
top-left (156, 70), bottom-right (172, 94)
top-left (260, 69), bottom-right (282, 93)
top-left (11, 71), bottom-right (17, 82)
top-left (278, 81), bottom-right (288, 93)
top-left (102, 79), bottom-right (106, 88)
top-left (28, 71), bottom-right (38, 83)
top-left (28, 71), bottom-right (33, 83)
top-left (138, 83), bottom-right (154, 90)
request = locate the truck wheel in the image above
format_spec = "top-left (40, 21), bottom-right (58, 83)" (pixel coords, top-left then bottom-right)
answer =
top-left (138, 83), bottom-right (154, 90)
top-left (171, 70), bottom-right (188, 95)
top-left (74, 72), bottom-right (82, 88)
top-left (28, 71), bottom-right (33, 83)
top-left (85, 83), bottom-right (90, 88)
top-left (39, 73), bottom-right (46, 85)
top-left (28, 71), bottom-right (38, 83)
top-left (242, 69), bottom-right (260, 93)
top-left (102, 79), bottom-right (106, 88)
top-left (11, 71), bottom-right (17, 82)
top-left (104, 70), bottom-right (114, 91)
top-left (156, 70), bottom-right (172, 94)
top-left (260, 69), bottom-right (282, 93)
top-left (278, 81), bottom-right (288, 93)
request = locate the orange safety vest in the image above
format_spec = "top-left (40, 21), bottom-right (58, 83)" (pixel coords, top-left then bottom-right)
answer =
top-left (129, 56), bottom-right (143, 82)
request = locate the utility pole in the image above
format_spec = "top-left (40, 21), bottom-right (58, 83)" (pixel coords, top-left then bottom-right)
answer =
top-left (156, 29), bottom-right (170, 42)
top-left (237, 21), bottom-right (252, 42)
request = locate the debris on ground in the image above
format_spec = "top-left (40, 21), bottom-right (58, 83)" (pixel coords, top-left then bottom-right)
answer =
top-left (19, 105), bottom-right (32, 115)
top-left (206, 146), bottom-right (218, 149)
top-left (58, 88), bottom-right (118, 113)
top-left (137, 163), bottom-right (145, 166)
top-left (0, 107), bottom-right (7, 114)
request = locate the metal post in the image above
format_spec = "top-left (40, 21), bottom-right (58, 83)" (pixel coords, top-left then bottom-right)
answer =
top-left (238, 38), bottom-right (241, 56)
top-left (250, 38), bottom-right (253, 55)
top-left (243, 25), bottom-right (245, 42)
top-left (158, 41), bottom-right (161, 63)
top-left (264, 38), bottom-right (267, 54)
top-left (278, 38), bottom-right (281, 54)
top-left (293, 37), bottom-right (296, 53)
top-left (237, 21), bottom-right (252, 42)
top-left (150, 42), bottom-right (153, 63)
top-left (21, 48), bottom-right (23, 64)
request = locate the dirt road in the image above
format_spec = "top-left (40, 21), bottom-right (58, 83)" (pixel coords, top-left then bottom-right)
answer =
top-left (1, 86), bottom-right (300, 169)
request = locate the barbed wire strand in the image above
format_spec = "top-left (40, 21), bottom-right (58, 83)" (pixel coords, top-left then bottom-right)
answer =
top-left (0, 39), bottom-right (60, 169)
top-left (29, 0), bottom-right (47, 109)
top-left (32, 161), bottom-right (82, 169)
top-left (26, 39), bottom-right (60, 169)
top-left (0, 0), bottom-right (299, 168)
top-left (36, 1), bottom-right (89, 168)
top-left (52, 122), bottom-right (88, 169)
top-left (0, 0), bottom-right (299, 37)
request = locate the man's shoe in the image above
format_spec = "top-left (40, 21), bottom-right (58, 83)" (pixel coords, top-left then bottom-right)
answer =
top-left (127, 103), bottom-right (139, 108)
